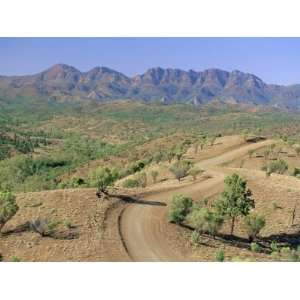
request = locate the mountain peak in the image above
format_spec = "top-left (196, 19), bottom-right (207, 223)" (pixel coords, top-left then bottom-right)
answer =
top-left (1, 64), bottom-right (299, 109)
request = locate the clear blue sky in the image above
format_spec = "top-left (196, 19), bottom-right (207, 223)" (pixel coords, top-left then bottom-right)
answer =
top-left (0, 38), bottom-right (299, 85)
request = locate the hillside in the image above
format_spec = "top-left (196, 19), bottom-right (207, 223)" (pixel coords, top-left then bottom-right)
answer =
top-left (1, 64), bottom-right (300, 108)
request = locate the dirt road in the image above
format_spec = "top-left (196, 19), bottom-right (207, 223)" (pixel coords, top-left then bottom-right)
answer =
top-left (120, 140), bottom-right (274, 261)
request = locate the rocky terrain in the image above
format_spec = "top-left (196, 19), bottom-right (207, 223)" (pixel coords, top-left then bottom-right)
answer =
top-left (1, 64), bottom-right (300, 109)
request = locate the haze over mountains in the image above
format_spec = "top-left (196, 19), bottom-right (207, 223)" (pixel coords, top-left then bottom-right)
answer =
top-left (1, 63), bottom-right (300, 109)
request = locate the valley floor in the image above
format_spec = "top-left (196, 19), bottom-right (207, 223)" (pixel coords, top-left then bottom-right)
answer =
top-left (1, 136), bottom-right (300, 261)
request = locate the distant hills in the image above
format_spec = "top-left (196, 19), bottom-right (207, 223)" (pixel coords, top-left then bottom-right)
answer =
top-left (1, 63), bottom-right (300, 109)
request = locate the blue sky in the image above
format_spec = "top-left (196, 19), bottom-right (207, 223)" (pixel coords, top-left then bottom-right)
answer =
top-left (0, 38), bottom-right (299, 85)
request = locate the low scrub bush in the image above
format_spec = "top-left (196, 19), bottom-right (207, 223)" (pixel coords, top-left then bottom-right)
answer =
top-left (265, 159), bottom-right (288, 176)
top-left (170, 160), bottom-right (193, 182)
top-left (250, 242), bottom-right (261, 253)
top-left (0, 191), bottom-right (19, 233)
top-left (215, 249), bottom-right (225, 262)
top-left (122, 178), bottom-right (140, 188)
top-left (244, 213), bottom-right (266, 241)
top-left (168, 194), bottom-right (193, 224)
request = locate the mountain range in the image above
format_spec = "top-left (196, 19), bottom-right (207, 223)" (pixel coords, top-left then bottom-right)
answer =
top-left (1, 63), bottom-right (300, 109)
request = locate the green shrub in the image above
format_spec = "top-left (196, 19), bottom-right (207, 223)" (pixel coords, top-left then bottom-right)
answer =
top-left (270, 241), bottom-right (279, 252)
top-left (190, 230), bottom-right (201, 246)
top-left (250, 242), bottom-right (261, 253)
top-left (11, 256), bottom-right (21, 262)
top-left (168, 194), bottom-right (193, 224)
top-left (150, 170), bottom-right (159, 183)
top-left (89, 167), bottom-right (118, 194)
top-left (266, 159), bottom-right (288, 176)
top-left (187, 207), bottom-right (223, 236)
top-left (189, 167), bottom-right (204, 181)
top-left (170, 160), bottom-right (193, 182)
top-left (215, 249), bottom-right (225, 262)
top-left (244, 213), bottom-right (266, 241)
top-left (122, 178), bottom-right (139, 188)
top-left (29, 218), bottom-right (58, 237)
top-left (136, 172), bottom-right (147, 188)
top-left (0, 191), bottom-right (19, 233)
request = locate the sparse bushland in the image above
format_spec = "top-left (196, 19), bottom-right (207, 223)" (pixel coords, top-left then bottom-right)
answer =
top-left (89, 167), bottom-right (119, 197)
top-left (244, 213), bottom-right (266, 242)
top-left (168, 194), bottom-right (193, 224)
top-left (170, 160), bottom-right (193, 182)
top-left (215, 174), bottom-right (254, 236)
top-left (0, 191), bottom-right (19, 234)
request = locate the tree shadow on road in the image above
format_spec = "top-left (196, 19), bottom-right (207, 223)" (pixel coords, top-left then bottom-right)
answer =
top-left (117, 194), bottom-right (167, 207)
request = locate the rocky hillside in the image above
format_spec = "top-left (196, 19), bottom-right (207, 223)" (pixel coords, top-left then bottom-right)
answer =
top-left (1, 64), bottom-right (300, 109)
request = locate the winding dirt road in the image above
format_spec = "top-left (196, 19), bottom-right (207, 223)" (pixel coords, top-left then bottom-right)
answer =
top-left (120, 140), bottom-right (274, 261)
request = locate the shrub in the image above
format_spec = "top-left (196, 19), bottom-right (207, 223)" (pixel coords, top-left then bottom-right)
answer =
top-left (170, 160), bottom-right (193, 182)
top-left (187, 207), bottom-right (223, 237)
top-left (11, 256), bottom-right (21, 262)
top-left (0, 191), bottom-right (19, 233)
top-left (64, 218), bottom-right (72, 229)
top-left (248, 149), bottom-right (255, 158)
top-left (292, 168), bottom-right (300, 177)
top-left (244, 213), bottom-right (266, 241)
top-left (270, 241), bottom-right (279, 252)
top-left (122, 178), bottom-right (139, 188)
top-left (266, 159), bottom-right (288, 176)
top-left (89, 167), bottom-right (118, 195)
top-left (29, 218), bottom-right (58, 237)
top-left (190, 230), bottom-right (201, 246)
top-left (279, 247), bottom-right (300, 262)
top-left (136, 172), bottom-right (147, 188)
top-left (250, 242), bottom-right (261, 253)
top-left (215, 174), bottom-right (254, 235)
top-left (215, 249), bottom-right (225, 262)
top-left (168, 194), bottom-right (193, 224)
top-left (189, 167), bottom-right (204, 181)
top-left (150, 170), bottom-right (159, 183)
top-left (294, 144), bottom-right (300, 157)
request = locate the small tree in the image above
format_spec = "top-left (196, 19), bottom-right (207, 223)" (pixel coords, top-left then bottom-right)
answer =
top-left (166, 150), bottom-right (175, 164)
top-left (216, 174), bottom-right (254, 236)
top-left (170, 161), bottom-right (192, 182)
top-left (168, 194), bottom-right (193, 224)
top-left (187, 207), bottom-right (223, 237)
top-left (150, 170), bottom-right (159, 183)
top-left (189, 167), bottom-right (204, 181)
top-left (174, 148), bottom-right (185, 161)
top-left (89, 167), bottom-right (119, 197)
top-left (0, 191), bottom-right (19, 234)
top-left (244, 213), bottom-right (266, 241)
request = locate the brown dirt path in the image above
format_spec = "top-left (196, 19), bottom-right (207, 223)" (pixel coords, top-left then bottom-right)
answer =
top-left (120, 140), bottom-right (274, 261)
